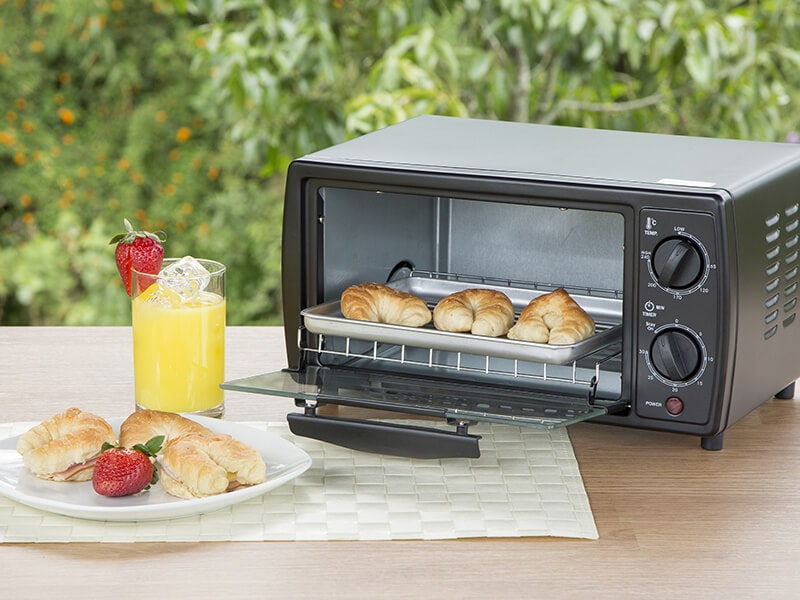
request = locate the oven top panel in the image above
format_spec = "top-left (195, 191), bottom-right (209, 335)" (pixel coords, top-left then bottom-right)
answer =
top-left (301, 115), bottom-right (800, 194)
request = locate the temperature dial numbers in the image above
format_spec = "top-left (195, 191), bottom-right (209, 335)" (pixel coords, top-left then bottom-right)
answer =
top-left (649, 235), bottom-right (709, 292)
top-left (647, 326), bottom-right (707, 386)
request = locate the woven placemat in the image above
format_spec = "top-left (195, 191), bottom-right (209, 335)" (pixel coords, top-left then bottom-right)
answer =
top-left (0, 421), bottom-right (597, 542)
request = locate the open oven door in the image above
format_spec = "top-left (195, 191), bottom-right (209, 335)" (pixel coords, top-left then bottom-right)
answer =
top-left (222, 366), bottom-right (626, 459)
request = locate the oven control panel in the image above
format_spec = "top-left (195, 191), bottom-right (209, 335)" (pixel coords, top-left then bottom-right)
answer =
top-left (636, 209), bottom-right (719, 424)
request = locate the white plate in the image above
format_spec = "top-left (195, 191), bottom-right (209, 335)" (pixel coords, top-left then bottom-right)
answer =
top-left (0, 415), bottom-right (312, 522)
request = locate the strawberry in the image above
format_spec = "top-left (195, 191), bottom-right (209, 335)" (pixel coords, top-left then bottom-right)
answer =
top-left (109, 218), bottom-right (167, 296)
top-left (92, 436), bottom-right (164, 497)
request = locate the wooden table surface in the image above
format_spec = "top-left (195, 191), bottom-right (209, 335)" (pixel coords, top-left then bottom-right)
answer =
top-left (1, 326), bottom-right (799, 599)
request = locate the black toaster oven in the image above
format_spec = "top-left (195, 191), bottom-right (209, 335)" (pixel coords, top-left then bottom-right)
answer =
top-left (224, 116), bottom-right (800, 456)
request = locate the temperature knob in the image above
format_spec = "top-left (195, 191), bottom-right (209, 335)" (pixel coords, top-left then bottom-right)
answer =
top-left (651, 237), bottom-right (704, 290)
top-left (650, 329), bottom-right (702, 383)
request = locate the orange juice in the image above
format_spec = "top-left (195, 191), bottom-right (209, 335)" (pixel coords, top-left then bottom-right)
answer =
top-left (132, 286), bottom-right (226, 414)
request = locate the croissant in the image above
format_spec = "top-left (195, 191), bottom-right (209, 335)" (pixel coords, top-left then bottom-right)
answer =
top-left (433, 288), bottom-right (515, 337)
top-left (119, 409), bottom-right (212, 448)
top-left (507, 288), bottom-right (595, 345)
top-left (341, 282), bottom-right (431, 327)
top-left (159, 432), bottom-right (267, 499)
top-left (16, 407), bottom-right (116, 481)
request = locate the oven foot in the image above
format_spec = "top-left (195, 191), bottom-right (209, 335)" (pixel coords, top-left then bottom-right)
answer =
top-left (774, 382), bottom-right (796, 400)
top-left (701, 433), bottom-right (724, 451)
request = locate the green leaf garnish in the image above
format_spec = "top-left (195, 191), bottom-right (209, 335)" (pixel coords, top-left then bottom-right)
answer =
top-left (132, 435), bottom-right (164, 457)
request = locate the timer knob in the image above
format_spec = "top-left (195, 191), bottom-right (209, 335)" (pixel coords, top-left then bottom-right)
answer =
top-left (651, 237), bottom-right (704, 290)
top-left (650, 329), bottom-right (702, 383)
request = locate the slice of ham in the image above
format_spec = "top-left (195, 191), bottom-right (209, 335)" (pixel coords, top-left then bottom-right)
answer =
top-left (158, 461), bottom-right (179, 483)
top-left (52, 455), bottom-right (100, 481)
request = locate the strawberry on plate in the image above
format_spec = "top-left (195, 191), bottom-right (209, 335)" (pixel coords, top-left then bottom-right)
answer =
top-left (92, 436), bottom-right (164, 497)
top-left (109, 218), bottom-right (167, 296)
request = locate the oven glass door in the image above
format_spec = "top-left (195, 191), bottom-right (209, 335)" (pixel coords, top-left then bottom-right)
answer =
top-left (223, 363), bottom-right (623, 429)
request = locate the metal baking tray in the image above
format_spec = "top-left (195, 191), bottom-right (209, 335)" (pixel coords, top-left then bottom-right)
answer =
top-left (301, 276), bottom-right (622, 365)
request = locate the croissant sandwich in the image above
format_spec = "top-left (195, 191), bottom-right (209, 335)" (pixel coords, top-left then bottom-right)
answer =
top-left (16, 407), bottom-right (116, 482)
top-left (159, 432), bottom-right (267, 499)
top-left (118, 409), bottom-right (213, 448)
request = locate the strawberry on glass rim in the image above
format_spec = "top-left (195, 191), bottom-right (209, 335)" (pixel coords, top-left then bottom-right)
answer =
top-left (109, 218), bottom-right (167, 296)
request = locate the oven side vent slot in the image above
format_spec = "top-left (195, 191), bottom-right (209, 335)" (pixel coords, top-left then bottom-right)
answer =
top-left (764, 203), bottom-right (800, 339)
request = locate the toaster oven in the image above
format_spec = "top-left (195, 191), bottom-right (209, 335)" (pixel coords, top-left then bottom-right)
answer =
top-left (224, 116), bottom-right (800, 456)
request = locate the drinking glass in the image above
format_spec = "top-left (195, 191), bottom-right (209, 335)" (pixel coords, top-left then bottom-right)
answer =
top-left (131, 257), bottom-right (226, 417)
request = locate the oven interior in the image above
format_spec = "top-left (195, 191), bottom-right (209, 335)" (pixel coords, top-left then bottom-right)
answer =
top-left (289, 185), bottom-right (630, 428)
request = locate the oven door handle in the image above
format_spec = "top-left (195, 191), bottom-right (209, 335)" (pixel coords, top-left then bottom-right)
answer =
top-left (287, 413), bottom-right (481, 459)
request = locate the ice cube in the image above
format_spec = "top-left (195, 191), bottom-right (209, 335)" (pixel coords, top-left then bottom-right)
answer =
top-left (159, 256), bottom-right (211, 303)
top-left (141, 284), bottom-right (182, 307)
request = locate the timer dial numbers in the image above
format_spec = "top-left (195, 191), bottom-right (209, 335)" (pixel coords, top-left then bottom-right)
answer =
top-left (649, 327), bottom-right (705, 385)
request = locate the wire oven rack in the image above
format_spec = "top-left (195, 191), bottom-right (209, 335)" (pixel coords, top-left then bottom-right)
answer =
top-left (302, 333), bottom-right (621, 391)
top-left (300, 272), bottom-right (624, 395)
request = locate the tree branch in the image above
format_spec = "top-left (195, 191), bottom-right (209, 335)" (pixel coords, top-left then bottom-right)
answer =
top-left (508, 43), bottom-right (531, 122)
top-left (533, 50), bottom-right (560, 122)
top-left (562, 93), bottom-right (667, 112)
top-left (540, 91), bottom-right (675, 124)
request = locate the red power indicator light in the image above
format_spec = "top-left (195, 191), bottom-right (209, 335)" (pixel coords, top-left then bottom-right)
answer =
top-left (665, 396), bottom-right (684, 415)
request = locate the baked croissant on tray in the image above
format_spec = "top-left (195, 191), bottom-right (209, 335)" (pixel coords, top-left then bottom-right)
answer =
top-left (433, 288), bottom-right (515, 337)
top-left (507, 288), bottom-right (595, 345)
top-left (340, 282), bottom-right (431, 327)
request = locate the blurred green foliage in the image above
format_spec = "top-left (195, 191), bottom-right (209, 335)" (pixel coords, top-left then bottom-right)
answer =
top-left (1, 0), bottom-right (798, 325)
top-left (0, 0), bottom-right (284, 325)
